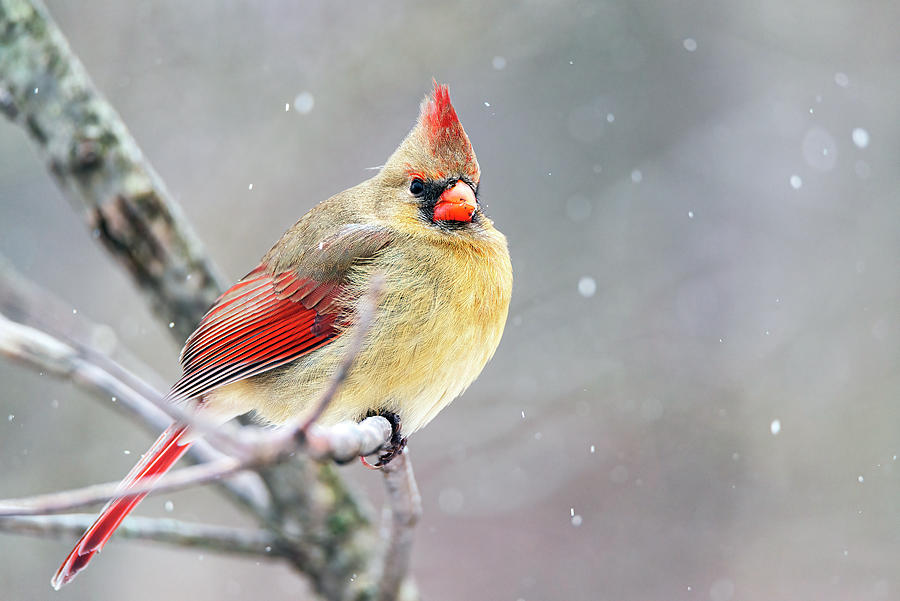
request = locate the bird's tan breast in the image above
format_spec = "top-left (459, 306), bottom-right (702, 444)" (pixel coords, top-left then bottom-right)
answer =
top-left (344, 232), bottom-right (512, 432)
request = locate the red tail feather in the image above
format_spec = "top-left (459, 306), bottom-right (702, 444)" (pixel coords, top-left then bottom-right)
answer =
top-left (51, 424), bottom-right (191, 589)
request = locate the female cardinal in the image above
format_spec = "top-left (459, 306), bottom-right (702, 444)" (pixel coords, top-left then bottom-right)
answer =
top-left (51, 82), bottom-right (512, 588)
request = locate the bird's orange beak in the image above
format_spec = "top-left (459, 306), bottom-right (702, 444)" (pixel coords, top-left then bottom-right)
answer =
top-left (433, 181), bottom-right (477, 222)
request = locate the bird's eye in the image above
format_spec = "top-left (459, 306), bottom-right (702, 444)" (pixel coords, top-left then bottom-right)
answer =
top-left (409, 179), bottom-right (425, 196)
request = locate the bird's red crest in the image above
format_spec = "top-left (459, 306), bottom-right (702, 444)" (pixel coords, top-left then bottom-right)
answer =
top-left (422, 82), bottom-right (462, 141)
top-left (419, 81), bottom-right (477, 177)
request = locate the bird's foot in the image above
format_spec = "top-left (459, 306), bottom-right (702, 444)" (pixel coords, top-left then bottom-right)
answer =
top-left (360, 410), bottom-right (406, 469)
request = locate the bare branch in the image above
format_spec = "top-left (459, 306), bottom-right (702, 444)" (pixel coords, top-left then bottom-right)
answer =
top-left (0, 264), bottom-right (390, 511)
top-left (0, 457), bottom-right (244, 517)
top-left (0, 312), bottom-right (180, 441)
top-left (301, 274), bottom-right (384, 432)
top-left (0, 416), bottom-right (391, 518)
top-left (0, 303), bottom-right (268, 513)
top-left (0, 514), bottom-right (281, 558)
top-left (304, 416), bottom-right (393, 463)
top-left (0, 251), bottom-right (407, 598)
top-left (0, 276), bottom-right (250, 460)
top-left (376, 451), bottom-right (423, 601)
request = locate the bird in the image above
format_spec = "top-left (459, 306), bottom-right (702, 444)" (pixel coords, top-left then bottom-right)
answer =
top-left (51, 81), bottom-right (513, 589)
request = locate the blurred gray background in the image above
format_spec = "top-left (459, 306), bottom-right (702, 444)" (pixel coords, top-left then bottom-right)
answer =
top-left (2, 1), bottom-right (898, 600)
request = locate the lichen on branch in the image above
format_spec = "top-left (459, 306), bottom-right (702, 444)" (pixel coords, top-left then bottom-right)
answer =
top-left (0, 0), bottom-right (225, 340)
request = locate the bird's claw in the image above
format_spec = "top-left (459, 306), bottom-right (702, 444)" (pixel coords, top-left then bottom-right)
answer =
top-left (360, 410), bottom-right (406, 468)
top-left (375, 435), bottom-right (407, 466)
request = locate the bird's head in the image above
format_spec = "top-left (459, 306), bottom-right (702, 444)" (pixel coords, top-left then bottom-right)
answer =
top-left (376, 82), bottom-right (487, 238)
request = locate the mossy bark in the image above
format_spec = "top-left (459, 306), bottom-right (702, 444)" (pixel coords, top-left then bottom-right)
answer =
top-left (0, 0), bottom-right (224, 341)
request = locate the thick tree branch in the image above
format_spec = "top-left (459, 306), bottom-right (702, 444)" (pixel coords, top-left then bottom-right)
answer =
top-left (0, 0), bottom-right (225, 341)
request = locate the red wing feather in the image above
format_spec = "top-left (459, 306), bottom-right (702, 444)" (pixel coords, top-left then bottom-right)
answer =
top-left (168, 266), bottom-right (344, 401)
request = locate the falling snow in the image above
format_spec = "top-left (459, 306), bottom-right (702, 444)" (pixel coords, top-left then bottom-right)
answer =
top-left (851, 127), bottom-right (870, 148)
top-left (577, 276), bottom-right (597, 298)
top-left (770, 419), bottom-right (781, 435)
top-left (790, 175), bottom-right (803, 189)
top-left (491, 56), bottom-right (507, 70)
top-left (630, 169), bottom-right (643, 183)
top-left (293, 91), bottom-right (315, 114)
top-left (683, 38), bottom-right (697, 52)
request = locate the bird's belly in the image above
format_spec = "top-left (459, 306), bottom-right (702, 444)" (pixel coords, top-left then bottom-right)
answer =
top-left (215, 312), bottom-right (501, 433)
top-left (358, 312), bottom-right (504, 433)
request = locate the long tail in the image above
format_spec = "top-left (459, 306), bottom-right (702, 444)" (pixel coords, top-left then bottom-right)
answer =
top-left (51, 424), bottom-right (191, 589)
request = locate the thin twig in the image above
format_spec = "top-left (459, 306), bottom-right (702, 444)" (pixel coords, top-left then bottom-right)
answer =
top-left (0, 457), bottom-right (245, 517)
top-left (0, 514), bottom-right (282, 558)
top-left (0, 312), bottom-right (246, 458)
top-left (0, 255), bottom-right (269, 512)
top-left (301, 274), bottom-right (384, 433)
top-left (0, 416), bottom-right (391, 518)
